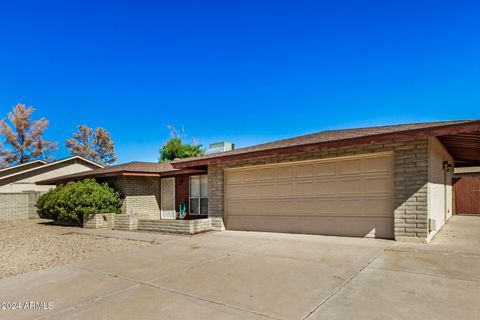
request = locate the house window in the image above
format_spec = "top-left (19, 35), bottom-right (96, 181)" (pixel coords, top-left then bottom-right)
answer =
top-left (190, 175), bottom-right (208, 214)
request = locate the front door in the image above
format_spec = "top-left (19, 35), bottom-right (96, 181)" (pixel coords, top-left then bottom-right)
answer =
top-left (161, 177), bottom-right (176, 219)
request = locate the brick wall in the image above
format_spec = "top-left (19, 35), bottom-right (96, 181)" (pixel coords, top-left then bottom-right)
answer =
top-left (106, 176), bottom-right (161, 218)
top-left (208, 138), bottom-right (430, 240)
top-left (137, 217), bottom-right (224, 234)
top-left (83, 213), bottom-right (115, 229)
top-left (27, 191), bottom-right (42, 218)
top-left (0, 191), bottom-right (42, 221)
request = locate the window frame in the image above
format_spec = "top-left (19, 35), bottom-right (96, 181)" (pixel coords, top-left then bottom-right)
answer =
top-left (189, 175), bottom-right (208, 215)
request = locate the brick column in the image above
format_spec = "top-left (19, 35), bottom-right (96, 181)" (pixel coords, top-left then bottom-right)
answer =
top-left (208, 165), bottom-right (225, 218)
top-left (392, 139), bottom-right (429, 240)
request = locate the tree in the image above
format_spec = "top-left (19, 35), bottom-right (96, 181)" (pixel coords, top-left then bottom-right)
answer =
top-left (0, 104), bottom-right (58, 168)
top-left (158, 125), bottom-right (204, 162)
top-left (66, 125), bottom-right (116, 166)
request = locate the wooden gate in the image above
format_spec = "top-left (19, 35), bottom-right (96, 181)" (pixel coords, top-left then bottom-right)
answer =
top-left (454, 177), bottom-right (480, 214)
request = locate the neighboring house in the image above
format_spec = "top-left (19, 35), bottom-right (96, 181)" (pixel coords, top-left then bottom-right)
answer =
top-left (0, 156), bottom-right (103, 221)
top-left (0, 156), bottom-right (103, 193)
top-left (453, 167), bottom-right (480, 215)
top-left (38, 120), bottom-right (480, 243)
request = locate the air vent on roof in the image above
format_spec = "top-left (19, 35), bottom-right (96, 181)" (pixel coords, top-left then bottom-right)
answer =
top-left (205, 142), bottom-right (235, 155)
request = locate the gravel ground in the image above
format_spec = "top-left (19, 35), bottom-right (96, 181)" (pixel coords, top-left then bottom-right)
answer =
top-left (0, 219), bottom-right (152, 279)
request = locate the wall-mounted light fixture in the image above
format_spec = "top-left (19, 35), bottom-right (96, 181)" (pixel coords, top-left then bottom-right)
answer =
top-left (443, 161), bottom-right (453, 172)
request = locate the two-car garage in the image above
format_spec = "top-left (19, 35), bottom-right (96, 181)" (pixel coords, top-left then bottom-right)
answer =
top-left (171, 121), bottom-right (480, 242)
top-left (225, 152), bottom-right (395, 239)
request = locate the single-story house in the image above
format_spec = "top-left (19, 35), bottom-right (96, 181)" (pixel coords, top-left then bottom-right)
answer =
top-left (37, 162), bottom-right (208, 220)
top-left (0, 156), bottom-right (103, 221)
top-left (38, 120), bottom-right (480, 242)
top-left (453, 167), bottom-right (480, 215)
top-left (0, 156), bottom-right (103, 193)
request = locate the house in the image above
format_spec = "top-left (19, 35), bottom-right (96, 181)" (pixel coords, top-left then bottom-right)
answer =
top-left (453, 166), bottom-right (480, 215)
top-left (0, 156), bottom-right (103, 221)
top-left (0, 156), bottom-right (103, 193)
top-left (37, 161), bottom-right (208, 219)
top-left (38, 120), bottom-right (480, 242)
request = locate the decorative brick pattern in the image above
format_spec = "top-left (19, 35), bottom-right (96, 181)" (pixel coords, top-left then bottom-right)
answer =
top-left (83, 213), bottom-right (115, 229)
top-left (208, 138), bottom-right (430, 240)
top-left (0, 191), bottom-right (42, 221)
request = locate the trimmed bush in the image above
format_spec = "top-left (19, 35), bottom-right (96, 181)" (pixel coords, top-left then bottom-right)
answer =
top-left (36, 179), bottom-right (123, 223)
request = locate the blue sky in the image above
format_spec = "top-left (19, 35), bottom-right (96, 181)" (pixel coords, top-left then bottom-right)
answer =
top-left (0, 1), bottom-right (479, 163)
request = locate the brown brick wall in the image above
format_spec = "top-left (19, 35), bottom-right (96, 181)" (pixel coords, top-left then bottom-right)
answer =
top-left (208, 138), bottom-right (430, 240)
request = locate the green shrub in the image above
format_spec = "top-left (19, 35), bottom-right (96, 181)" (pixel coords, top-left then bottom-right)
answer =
top-left (36, 179), bottom-right (123, 223)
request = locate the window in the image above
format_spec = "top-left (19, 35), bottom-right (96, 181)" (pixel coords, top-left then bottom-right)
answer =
top-left (190, 175), bottom-right (208, 214)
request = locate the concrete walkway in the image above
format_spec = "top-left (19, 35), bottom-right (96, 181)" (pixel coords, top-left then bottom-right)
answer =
top-left (0, 216), bottom-right (479, 320)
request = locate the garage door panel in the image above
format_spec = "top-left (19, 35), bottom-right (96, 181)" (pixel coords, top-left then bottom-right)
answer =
top-left (277, 166), bottom-right (294, 179)
top-left (365, 198), bottom-right (391, 215)
top-left (228, 200), bottom-right (279, 215)
top-left (226, 200), bottom-right (253, 215)
top-left (276, 200), bottom-right (300, 214)
top-left (278, 183), bottom-right (295, 196)
top-left (296, 181), bottom-right (315, 196)
top-left (316, 180), bottom-right (337, 195)
top-left (296, 163), bottom-right (315, 178)
top-left (258, 167), bottom-right (277, 181)
top-left (226, 170), bottom-right (244, 183)
top-left (227, 185), bottom-right (258, 198)
top-left (314, 199), bottom-right (339, 214)
top-left (364, 177), bottom-right (391, 194)
top-left (226, 215), bottom-right (393, 238)
top-left (337, 179), bottom-right (362, 195)
top-left (316, 161), bottom-right (337, 177)
top-left (295, 199), bottom-right (320, 214)
top-left (365, 157), bottom-right (390, 173)
top-left (335, 198), bottom-right (364, 214)
top-left (228, 169), bottom-right (257, 183)
top-left (339, 159), bottom-right (362, 175)
top-left (225, 153), bottom-right (394, 239)
top-left (258, 183), bottom-right (277, 197)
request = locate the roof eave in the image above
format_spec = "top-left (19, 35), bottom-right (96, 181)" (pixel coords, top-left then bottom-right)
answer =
top-left (36, 168), bottom-right (208, 185)
top-left (172, 121), bottom-right (480, 168)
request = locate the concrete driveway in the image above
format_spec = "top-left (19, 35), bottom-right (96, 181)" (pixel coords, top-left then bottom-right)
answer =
top-left (1, 215), bottom-right (479, 320)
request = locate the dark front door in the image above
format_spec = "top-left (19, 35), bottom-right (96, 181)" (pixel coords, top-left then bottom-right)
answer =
top-left (454, 177), bottom-right (480, 214)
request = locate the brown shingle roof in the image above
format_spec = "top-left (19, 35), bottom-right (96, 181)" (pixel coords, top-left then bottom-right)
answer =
top-left (36, 161), bottom-right (179, 185)
top-left (172, 120), bottom-right (480, 167)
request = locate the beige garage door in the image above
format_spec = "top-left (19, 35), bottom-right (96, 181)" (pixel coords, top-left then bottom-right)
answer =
top-left (225, 153), bottom-right (394, 239)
